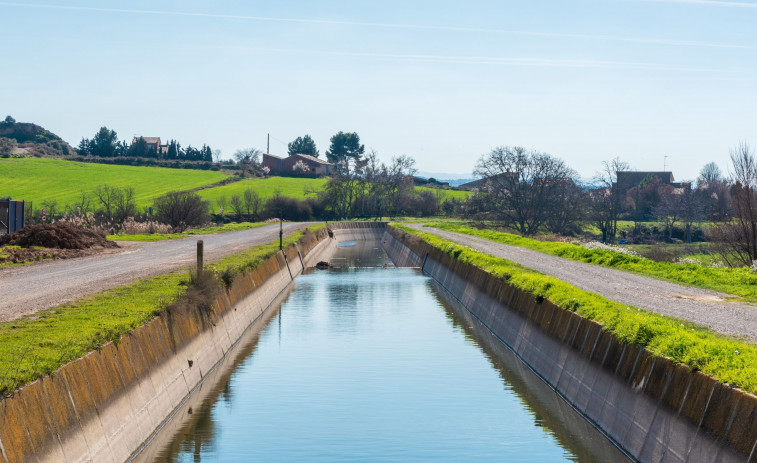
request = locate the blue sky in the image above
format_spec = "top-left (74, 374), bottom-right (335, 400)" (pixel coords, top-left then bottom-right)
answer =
top-left (2, 0), bottom-right (756, 180)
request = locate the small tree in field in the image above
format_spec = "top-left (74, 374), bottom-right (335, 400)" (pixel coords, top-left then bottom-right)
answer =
top-left (242, 188), bottom-right (262, 219)
top-left (216, 195), bottom-right (228, 215)
top-left (153, 191), bottom-right (210, 232)
top-left (230, 195), bottom-right (244, 218)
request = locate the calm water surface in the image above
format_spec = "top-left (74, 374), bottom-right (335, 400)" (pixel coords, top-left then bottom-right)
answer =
top-left (145, 244), bottom-right (627, 462)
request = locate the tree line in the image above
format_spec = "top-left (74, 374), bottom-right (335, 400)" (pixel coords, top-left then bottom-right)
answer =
top-left (77, 127), bottom-right (214, 162)
top-left (465, 143), bottom-right (757, 266)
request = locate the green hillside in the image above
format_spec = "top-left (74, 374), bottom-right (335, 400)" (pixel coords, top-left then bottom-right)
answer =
top-left (0, 158), bottom-right (229, 208)
top-left (199, 177), bottom-right (328, 205)
top-left (415, 186), bottom-right (472, 201)
top-left (198, 177), bottom-right (471, 208)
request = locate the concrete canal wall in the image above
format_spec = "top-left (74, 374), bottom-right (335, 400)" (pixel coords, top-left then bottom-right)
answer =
top-left (382, 225), bottom-right (757, 463)
top-left (0, 224), bottom-right (366, 463)
top-left (3, 221), bottom-right (755, 462)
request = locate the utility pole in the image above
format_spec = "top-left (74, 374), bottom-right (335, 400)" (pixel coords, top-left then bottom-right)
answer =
top-left (664, 155), bottom-right (669, 172)
top-left (279, 218), bottom-right (283, 250)
top-left (267, 133), bottom-right (270, 155)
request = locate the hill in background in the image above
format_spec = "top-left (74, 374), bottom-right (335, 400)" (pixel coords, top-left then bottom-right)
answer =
top-left (0, 116), bottom-right (75, 157)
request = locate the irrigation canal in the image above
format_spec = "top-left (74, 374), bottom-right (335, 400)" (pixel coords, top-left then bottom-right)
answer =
top-left (135, 239), bottom-right (628, 462)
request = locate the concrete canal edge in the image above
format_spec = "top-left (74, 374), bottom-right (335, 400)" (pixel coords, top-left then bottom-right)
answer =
top-left (382, 225), bottom-right (757, 463)
top-left (1, 221), bottom-right (755, 462)
top-left (0, 223), bottom-right (386, 463)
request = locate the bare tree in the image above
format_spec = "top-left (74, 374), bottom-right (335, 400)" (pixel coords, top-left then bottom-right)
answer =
top-left (713, 142), bottom-right (757, 266)
top-left (590, 157), bottom-right (630, 242)
top-left (212, 149), bottom-right (222, 163)
top-left (242, 188), bottom-right (262, 219)
top-left (473, 146), bottom-right (576, 235)
top-left (680, 185), bottom-right (706, 243)
top-left (229, 194), bottom-right (244, 218)
top-left (653, 185), bottom-right (682, 239)
top-left (546, 179), bottom-right (587, 235)
top-left (699, 162), bottom-right (723, 186)
top-left (233, 148), bottom-right (262, 176)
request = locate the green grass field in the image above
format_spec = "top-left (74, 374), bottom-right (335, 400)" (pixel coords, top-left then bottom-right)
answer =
top-left (198, 177), bottom-right (327, 208)
top-left (396, 224), bottom-right (757, 394)
top-left (198, 177), bottom-right (471, 211)
top-left (0, 158), bottom-right (229, 209)
top-left (415, 186), bottom-right (472, 201)
top-left (1, 158), bottom-right (471, 217)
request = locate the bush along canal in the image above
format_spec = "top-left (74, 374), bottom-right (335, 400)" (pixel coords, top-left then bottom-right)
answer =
top-left (1, 222), bottom-right (753, 462)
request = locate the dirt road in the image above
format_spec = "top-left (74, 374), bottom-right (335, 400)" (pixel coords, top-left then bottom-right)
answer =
top-left (0, 223), bottom-right (311, 322)
top-left (410, 225), bottom-right (757, 343)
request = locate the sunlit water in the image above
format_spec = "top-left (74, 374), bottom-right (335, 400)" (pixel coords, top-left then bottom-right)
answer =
top-left (145, 243), bottom-right (627, 462)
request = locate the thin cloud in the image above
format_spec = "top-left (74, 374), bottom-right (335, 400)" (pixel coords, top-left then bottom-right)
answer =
top-left (629, 0), bottom-right (757, 7)
top-left (237, 47), bottom-right (756, 75)
top-left (1, 2), bottom-right (756, 50)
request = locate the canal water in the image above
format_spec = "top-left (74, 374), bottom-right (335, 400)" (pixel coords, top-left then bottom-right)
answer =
top-left (139, 241), bottom-right (628, 462)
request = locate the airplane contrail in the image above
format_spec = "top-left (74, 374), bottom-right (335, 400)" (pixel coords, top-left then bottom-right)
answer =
top-left (1, 2), bottom-right (756, 50)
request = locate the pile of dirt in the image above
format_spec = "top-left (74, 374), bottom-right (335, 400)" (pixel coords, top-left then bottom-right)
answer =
top-left (0, 222), bottom-right (119, 250)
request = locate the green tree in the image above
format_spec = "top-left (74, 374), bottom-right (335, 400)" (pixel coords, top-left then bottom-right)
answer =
top-left (0, 137), bottom-right (17, 156)
top-left (325, 131), bottom-right (364, 164)
top-left (288, 134), bottom-right (319, 158)
top-left (3, 115), bottom-right (16, 125)
top-left (90, 126), bottom-right (120, 158)
top-left (128, 136), bottom-right (153, 158)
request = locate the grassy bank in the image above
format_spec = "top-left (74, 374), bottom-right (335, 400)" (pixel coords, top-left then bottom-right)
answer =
top-left (0, 157), bottom-right (229, 208)
top-left (427, 223), bottom-right (757, 302)
top-left (0, 224), bottom-right (323, 397)
top-left (394, 224), bottom-right (757, 394)
top-left (109, 222), bottom-right (269, 242)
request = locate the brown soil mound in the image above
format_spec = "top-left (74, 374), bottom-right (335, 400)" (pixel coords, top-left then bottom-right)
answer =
top-left (0, 222), bottom-right (118, 250)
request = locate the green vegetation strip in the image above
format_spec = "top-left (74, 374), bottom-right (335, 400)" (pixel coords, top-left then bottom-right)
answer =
top-left (0, 157), bottom-right (229, 208)
top-left (199, 177), bottom-right (327, 206)
top-left (428, 222), bottom-right (757, 302)
top-left (0, 224), bottom-right (324, 397)
top-left (109, 222), bottom-right (269, 242)
top-left (394, 224), bottom-right (757, 394)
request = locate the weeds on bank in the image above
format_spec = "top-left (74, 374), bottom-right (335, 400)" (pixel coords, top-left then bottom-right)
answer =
top-left (0, 274), bottom-right (185, 396)
top-left (427, 222), bottom-right (757, 302)
top-left (394, 224), bottom-right (757, 395)
top-left (0, 223), bottom-right (324, 397)
top-left (109, 221), bottom-right (269, 242)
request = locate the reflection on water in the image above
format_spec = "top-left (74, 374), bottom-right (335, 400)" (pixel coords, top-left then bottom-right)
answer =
top-left (143, 241), bottom-right (626, 462)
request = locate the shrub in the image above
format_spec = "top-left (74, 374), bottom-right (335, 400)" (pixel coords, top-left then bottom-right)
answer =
top-left (153, 191), bottom-right (210, 232)
top-left (264, 196), bottom-right (313, 221)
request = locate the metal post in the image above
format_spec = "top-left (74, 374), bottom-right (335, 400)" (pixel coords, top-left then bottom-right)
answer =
top-left (197, 240), bottom-right (204, 274)
top-left (279, 219), bottom-right (283, 250)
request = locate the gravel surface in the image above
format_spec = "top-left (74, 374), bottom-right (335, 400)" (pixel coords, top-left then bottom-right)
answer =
top-left (0, 223), bottom-right (310, 322)
top-left (410, 225), bottom-right (757, 343)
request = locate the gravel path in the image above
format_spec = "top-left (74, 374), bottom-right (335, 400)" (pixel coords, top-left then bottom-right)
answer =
top-left (0, 223), bottom-right (310, 322)
top-left (409, 225), bottom-right (757, 343)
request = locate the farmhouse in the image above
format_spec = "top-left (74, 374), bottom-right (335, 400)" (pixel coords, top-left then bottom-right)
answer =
top-left (263, 153), bottom-right (334, 176)
top-left (132, 137), bottom-right (169, 154)
top-left (614, 171), bottom-right (682, 195)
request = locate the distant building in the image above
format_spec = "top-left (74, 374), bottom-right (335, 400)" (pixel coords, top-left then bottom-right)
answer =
top-left (132, 137), bottom-right (169, 155)
top-left (262, 153), bottom-right (334, 176)
top-left (615, 171), bottom-right (682, 195)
